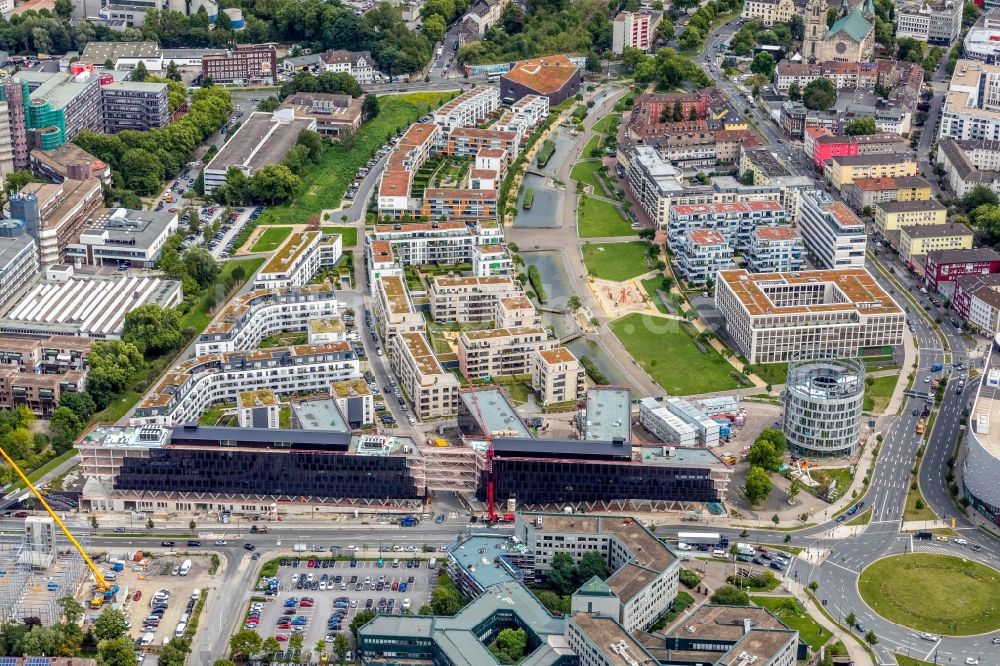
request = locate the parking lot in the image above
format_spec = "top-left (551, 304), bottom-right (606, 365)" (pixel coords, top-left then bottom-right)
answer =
top-left (249, 557), bottom-right (437, 652)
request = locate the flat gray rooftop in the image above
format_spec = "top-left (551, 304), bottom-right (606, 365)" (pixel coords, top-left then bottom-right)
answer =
top-left (206, 112), bottom-right (315, 175)
top-left (448, 534), bottom-right (523, 589)
top-left (584, 387), bottom-right (631, 442)
top-left (290, 398), bottom-right (350, 433)
top-left (459, 388), bottom-right (531, 438)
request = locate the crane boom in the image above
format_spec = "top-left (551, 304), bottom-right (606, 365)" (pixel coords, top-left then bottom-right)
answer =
top-left (0, 447), bottom-right (110, 591)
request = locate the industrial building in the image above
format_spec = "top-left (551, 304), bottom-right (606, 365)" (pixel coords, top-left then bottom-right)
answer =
top-left (715, 268), bottom-right (905, 363)
top-left (0, 272), bottom-right (182, 339)
top-left (194, 284), bottom-right (339, 355)
top-left (782, 356), bottom-right (866, 457)
top-left (131, 343), bottom-right (359, 426)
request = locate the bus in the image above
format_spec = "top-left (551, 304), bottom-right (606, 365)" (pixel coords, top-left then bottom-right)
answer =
top-left (487, 71), bottom-right (503, 82)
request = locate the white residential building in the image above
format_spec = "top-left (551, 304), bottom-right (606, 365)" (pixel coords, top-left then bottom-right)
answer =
top-left (432, 86), bottom-right (501, 132)
top-left (429, 275), bottom-right (522, 323)
top-left (666, 200), bottom-right (787, 253)
top-left (373, 274), bottom-right (426, 347)
top-left (746, 225), bottom-right (805, 273)
top-left (532, 348), bottom-right (585, 405)
top-left (458, 326), bottom-right (556, 379)
top-left (194, 284), bottom-right (339, 355)
top-left (252, 231), bottom-right (342, 290)
top-left (318, 50), bottom-right (381, 85)
top-left (896, 0), bottom-right (963, 45)
top-left (611, 11), bottom-right (654, 54)
top-left (715, 268), bottom-right (906, 363)
top-left (369, 220), bottom-right (503, 266)
top-left (131, 342), bottom-right (361, 426)
top-left (798, 191), bottom-right (867, 268)
top-left (939, 60), bottom-right (1000, 142)
top-left (390, 332), bottom-right (461, 419)
top-left (675, 229), bottom-right (734, 286)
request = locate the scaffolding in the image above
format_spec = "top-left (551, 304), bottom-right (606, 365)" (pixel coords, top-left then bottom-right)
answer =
top-left (0, 519), bottom-right (90, 625)
top-left (420, 443), bottom-right (483, 492)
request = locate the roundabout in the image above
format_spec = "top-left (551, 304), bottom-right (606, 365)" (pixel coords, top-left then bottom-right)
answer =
top-left (857, 554), bottom-right (1000, 636)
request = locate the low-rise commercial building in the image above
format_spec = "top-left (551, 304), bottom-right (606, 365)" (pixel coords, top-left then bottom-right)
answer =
top-left (201, 45), bottom-right (277, 85)
top-left (925, 247), bottom-right (1000, 295)
top-left (195, 284), bottom-right (339, 355)
top-left (896, 0), bottom-right (963, 45)
top-left (899, 223), bottom-right (975, 264)
top-left (458, 326), bottom-right (555, 379)
top-left (797, 191), bottom-right (867, 269)
top-left (746, 225), bottom-right (804, 273)
top-left (675, 229), bottom-right (734, 286)
top-left (203, 110), bottom-right (316, 195)
top-left (963, 10), bottom-right (1000, 62)
top-left (873, 199), bottom-right (948, 235)
top-left (715, 267), bottom-right (905, 363)
top-left (131, 342), bottom-right (360, 426)
top-left (390, 332), bottom-right (460, 419)
top-left (252, 230), bottom-right (342, 290)
top-left (278, 93), bottom-right (363, 138)
top-left (661, 604), bottom-right (800, 666)
top-left (63, 207), bottom-right (177, 268)
top-left (531, 347), bottom-right (585, 406)
top-left (827, 153), bottom-right (918, 190)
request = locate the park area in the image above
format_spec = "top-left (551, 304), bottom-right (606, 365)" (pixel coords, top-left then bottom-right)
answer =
top-left (863, 375), bottom-right (897, 413)
top-left (749, 596), bottom-right (832, 652)
top-left (582, 242), bottom-right (651, 281)
top-left (858, 554), bottom-right (1000, 635)
top-left (609, 313), bottom-right (742, 395)
top-left (253, 91), bottom-right (452, 226)
top-left (577, 196), bottom-right (633, 238)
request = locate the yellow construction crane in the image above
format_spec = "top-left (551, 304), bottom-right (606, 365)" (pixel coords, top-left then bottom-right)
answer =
top-left (0, 446), bottom-right (114, 606)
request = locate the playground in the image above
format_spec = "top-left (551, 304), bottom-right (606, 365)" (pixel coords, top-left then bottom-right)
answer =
top-left (590, 277), bottom-right (653, 318)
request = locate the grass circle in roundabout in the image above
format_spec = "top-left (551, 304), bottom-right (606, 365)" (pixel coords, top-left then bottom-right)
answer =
top-left (857, 553), bottom-right (1000, 635)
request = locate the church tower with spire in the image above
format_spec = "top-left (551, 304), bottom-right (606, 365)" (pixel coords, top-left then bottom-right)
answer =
top-left (802, 0), bottom-right (827, 62)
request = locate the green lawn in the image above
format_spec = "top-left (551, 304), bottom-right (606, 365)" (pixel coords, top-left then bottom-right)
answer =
top-left (254, 92), bottom-right (451, 226)
top-left (904, 484), bottom-right (938, 522)
top-left (593, 113), bottom-right (621, 134)
top-left (752, 363), bottom-right (788, 386)
top-left (571, 161), bottom-right (605, 193)
top-left (751, 596), bottom-right (833, 652)
top-left (250, 226), bottom-right (293, 252)
top-left (320, 226), bottom-right (358, 247)
top-left (863, 375), bottom-right (898, 413)
top-left (846, 509), bottom-right (872, 526)
top-left (581, 134), bottom-right (603, 157)
top-left (858, 554), bottom-right (1000, 635)
top-left (896, 656), bottom-right (934, 666)
top-left (641, 277), bottom-right (670, 314)
top-left (582, 242), bottom-right (650, 280)
top-left (577, 196), bottom-right (633, 238)
top-left (179, 257), bottom-right (266, 333)
top-left (609, 313), bottom-right (742, 395)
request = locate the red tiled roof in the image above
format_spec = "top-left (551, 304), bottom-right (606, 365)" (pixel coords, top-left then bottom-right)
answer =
top-left (501, 54), bottom-right (579, 95)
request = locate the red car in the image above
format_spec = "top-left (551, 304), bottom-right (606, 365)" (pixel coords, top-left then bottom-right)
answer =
top-left (276, 623), bottom-right (290, 630)
top-left (307, 560), bottom-right (315, 568)
top-left (300, 600), bottom-right (314, 607)
top-left (133, 590), bottom-right (142, 602)
top-left (391, 582), bottom-right (399, 591)
top-left (275, 635), bottom-right (289, 642)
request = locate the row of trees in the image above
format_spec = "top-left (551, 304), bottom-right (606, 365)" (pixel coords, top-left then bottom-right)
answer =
top-left (744, 428), bottom-right (787, 505)
top-left (0, 407), bottom-right (47, 486)
top-left (677, 0), bottom-right (743, 52)
top-left (621, 47), bottom-right (711, 90)
top-left (75, 86), bottom-right (233, 197)
top-left (230, 627), bottom-right (351, 664)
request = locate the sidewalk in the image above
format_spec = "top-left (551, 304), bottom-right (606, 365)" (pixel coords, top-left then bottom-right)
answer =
top-left (787, 580), bottom-right (876, 666)
top-left (883, 323), bottom-right (918, 417)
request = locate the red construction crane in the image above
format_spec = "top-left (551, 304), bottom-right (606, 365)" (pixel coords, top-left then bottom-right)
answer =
top-left (485, 442), bottom-right (498, 524)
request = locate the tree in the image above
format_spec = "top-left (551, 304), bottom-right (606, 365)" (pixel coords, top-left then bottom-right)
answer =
top-left (59, 390), bottom-right (96, 423)
top-left (710, 585), bottom-right (750, 606)
top-left (131, 61), bottom-right (149, 82)
top-left (567, 295), bottom-right (582, 311)
top-left (249, 164), bottom-right (300, 204)
top-left (844, 117), bottom-right (878, 135)
top-left (745, 466), bottom-right (773, 505)
top-left (50, 407), bottom-right (83, 453)
top-left (656, 18), bottom-right (675, 41)
top-left (962, 185), bottom-right (999, 211)
top-left (672, 100), bottom-right (683, 122)
top-left (492, 628), bottom-right (528, 663)
top-left (333, 634), bottom-right (350, 665)
top-left (423, 14), bottom-right (447, 44)
top-left (350, 610), bottom-right (376, 638)
top-left (57, 596), bottom-right (84, 625)
top-left (229, 628), bottom-right (262, 660)
top-left (122, 304), bottom-right (182, 356)
top-left (213, 661), bottom-right (237, 666)
top-left (748, 428), bottom-right (786, 470)
top-left (750, 51), bottom-right (775, 77)
top-left (788, 82), bottom-right (801, 102)
top-left (845, 611), bottom-right (857, 627)
top-left (802, 78), bottom-right (837, 111)
top-left (535, 590), bottom-right (568, 615)
top-left (826, 6), bottom-right (839, 27)
top-left (262, 636), bottom-right (281, 655)
top-left (165, 60), bottom-right (182, 82)
top-left (87, 340), bottom-right (144, 409)
top-left (97, 636), bottom-right (136, 666)
top-left (182, 246), bottom-right (219, 288)
top-left (289, 632), bottom-right (304, 653)
top-left (578, 550), bottom-right (610, 581)
top-left (548, 552), bottom-right (577, 595)
top-left (94, 608), bottom-right (129, 641)
top-left (4, 170), bottom-right (42, 195)
top-left (363, 94), bottom-right (380, 120)
top-left (54, 0), bottom-right (73, 18)
top-left (865, 630), bottom-right (878, 644)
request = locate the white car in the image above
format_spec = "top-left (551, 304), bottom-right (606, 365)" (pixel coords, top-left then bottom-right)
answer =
top-left (677, 543), bottom-right (693, 551)
top-left (214, 540), bottom-right (227, 545)
top-left (919, 633), bottom-right (938, 641)
top-left (953, 538), bottom-right (969, 546)
top-left (966, 658), bottom-right (979, 665)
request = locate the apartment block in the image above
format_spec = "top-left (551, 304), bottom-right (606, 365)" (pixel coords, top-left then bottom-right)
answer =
top-left (675, 229), bottom-right (734, 286)
top-left (742, 0), bottom-right (794, 26)
top-left (458, 326), bottom-right (556, 379)
top-left (373, 274), bottom-right (426, 347)
top-left (532, 348), bottom-right (585, 406)
top-left (100, 80), bottom-right (170, 133)
top-left (798, 191), bottom-right (867, 269)
top-left (715, 268), bottom-right (905, 363)
top-left (810, 131), bottom-right (907, 168)
top-left (0, 367), bottom-right (85, 416)
top-left (841, 175), bottom-right (933, 212)
top-left (873, 199), bottom-right (948, 235)
top-left (0, 335), bottom-right (90, 375)
top-left (432, 86), bottom-right (501, 132)
top-left (201, 45), bottom-right (277, 85)
top-left (195, 284), bottom-right (339, 355)
top-left (953, 273), bottom-right (1000, 332)
top-left (444, 127), bottom-right (520, 160)
top-left (471, 244), bottom-right (514, 277)
top-left (746, 225), bottom-right (804, 273)
top-left (252, 230), bottom-right (342, 290)
top-left (666, 200), bottom-right (787, 254)
top-left (938, 137), bottom-right (1000, 196)
top-left (896, 0), bottom-right (963, 45)
top-left (5, 178), bottom-right (103, 265)
top-left (429, 275), bottom-right (522, 323)
top-left (611, 11), bottom-right (654, 53)
top-left (899, 223), bottom-right (975, 264)
top-left (370, 220), bottom-right (502, 266)
top-left (925, 247), bottom-right (1000, 295)
top-left (495, 294), bottom-right (540, 328)
top-left (939, 60), bottom-right (1000, 141)
top-left (317, 49), bottom-right (382, 85)
top-left (421, 188), bottom-right (498, 221)
top-left (826, 153), bottom-right (918, 190)
top-left (390, 332), bottom-right (460, 419)
top-left (131, 343), bottom-right (360, 426)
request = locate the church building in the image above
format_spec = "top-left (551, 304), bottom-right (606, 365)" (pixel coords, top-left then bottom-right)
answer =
top-left (802, 0), bottom-right (876, 63)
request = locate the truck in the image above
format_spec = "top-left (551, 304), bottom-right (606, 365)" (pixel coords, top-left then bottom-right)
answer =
top-left (916, 418), bottom-right (926, 435)
top-left (735, 543), bottom-right (755, 556)
top-left (677, 532), bottom-right (727, 549)
top-left (178, 559), bottom-right (192, 576)
top-left (293, 543), bottom-right (308, 552)
top-left (931, 363), bottom-right (943, 372)
top-left (250, 524), bottom-right (268, 534)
